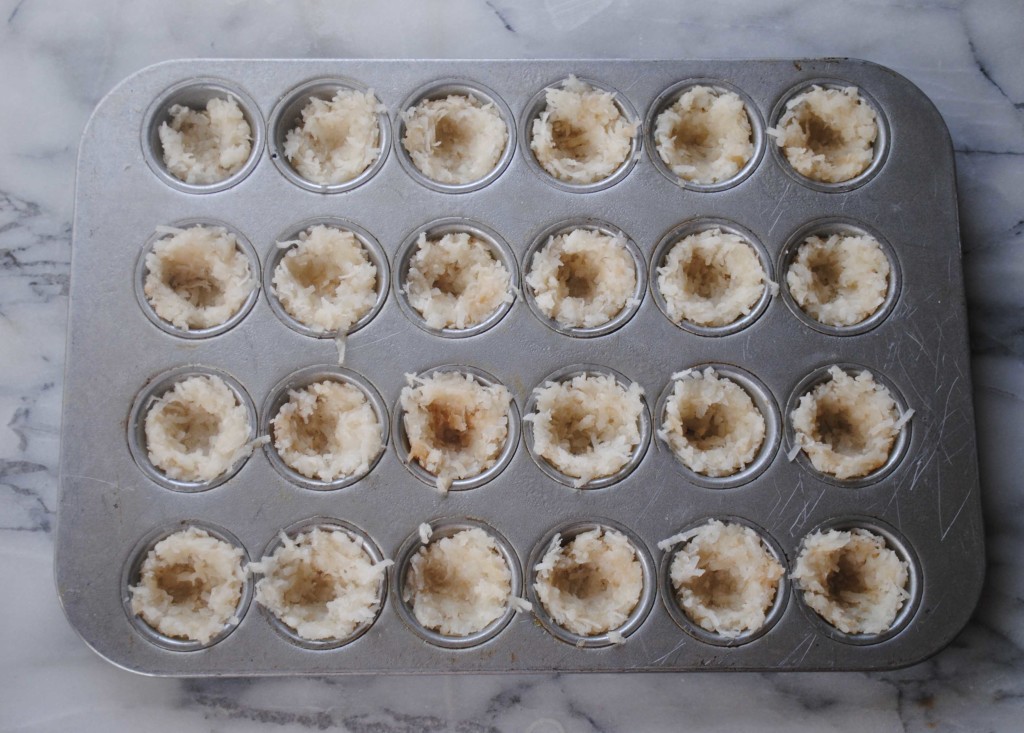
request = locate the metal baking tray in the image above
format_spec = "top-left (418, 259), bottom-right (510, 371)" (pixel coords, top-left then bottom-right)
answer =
top-left (56, 58), bottom-right (983, 675)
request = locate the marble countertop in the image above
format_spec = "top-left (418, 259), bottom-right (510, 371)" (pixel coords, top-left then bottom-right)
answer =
top-left (2, 0), bottom-right (1022, 730)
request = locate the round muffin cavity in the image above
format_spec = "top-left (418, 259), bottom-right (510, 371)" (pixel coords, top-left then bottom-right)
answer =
top-left (159, 97), bottom-right (252, 185)
top-left (402, 94), bottom-right (508, 184)
top-left (655, 85), bottom-right (754, 184)
top-left (792, 528), bottom-right (909, 635)
top-left (403, 527), bottom-right (513, 636)
top-left (657, 227), bottom-right (769, 328)
top-left (659, 368), bottom-right (766, 477)
top-left (790, 366), bottom-right (905, 480)
top-left (144, 225), bottom-right (254, 331)
top-left (787, 232), bottom-right (891, 327)
top-left (400, 371), bottom-right (512, 491)
top-left (403, 231), bottom-right (512, 330)
top-left (129, 526), bottom-right (246, 643)
top-left (528, 373), bottom-right (644, 487)
top-left (272, 224), bottom-right (378, 333)
top-left (662, 520), bottom-right (783, 637)
top-left (770, 86), bottom-right (878, 183)
top-left (527, 228), bottom-right (637, 329)
top-left (530, 76), bottom-right (637, 185)
top-left (144, 374), bottom-right (251, 482)
top-left (534, 528), bottom-right (643, 636)
top-left (284, 89), bottom-right (383, 185)
top-left (252, 527), bottom-right (390, 641)
top-left (271, 380), bottom-right (383, 483)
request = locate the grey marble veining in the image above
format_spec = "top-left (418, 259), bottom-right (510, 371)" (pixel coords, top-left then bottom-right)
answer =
top-left (1, 0), bottom-right (1022, 730)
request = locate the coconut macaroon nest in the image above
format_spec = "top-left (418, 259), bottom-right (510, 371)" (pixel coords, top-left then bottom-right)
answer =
top-left (657, 228), bottom-right (771, 328)
top-left (527, 373), bottom-right (645, 486)
top-left (272, 225), bottom-right (378, 334)
top-left (787, 232), bottom-right (891, 327)
top-left (654, 85), bottom-right (754, 184)
top-left (659, 368), bottom-right (766, 478)
top-left (527, 228), bottom-right (637, 329)
top-left (284, 89), bottom-right (383, 185)
top-left (770, 86), bottom-right (878, 184)
top-left (403, 527), bottom-right (514, 636)
top-left (144, 225), bottom-right (254, 331)
top-left (271, 380), bottom-right (383, 483)
top-left (792, 528), bottom-right (909, 635)
top-left (403, 232), bottom-right (512, 330)
top-left (534, 528), bottom-right (643, 637)
top-left (400, 371), bottom-right (512, 491)
top-left (530, 76), bottom-right (637, 185)
top-left (661, 520), bottom-right (783, 637)
top-left (251, 527), bottom-right (390, 642)
top-left (159, 97), bottom-right (252, 185)
top-left (144, 374), bottom-right (252, 482)
top-left (401, 95), bottom-right (508, 184)
top-left (129, 526), bottom-right (246, 643)
top-left (790, 366), bottom-right (909, 480)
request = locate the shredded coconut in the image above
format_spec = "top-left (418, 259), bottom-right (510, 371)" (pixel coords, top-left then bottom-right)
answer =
top-left (530, 76), bottom-right (637, 184)
top-left (418, 523), bottom-right (433, 545)
top-left (144, 225), bottom-right (254, 331)
top-left (526, 228), bottom-right (637, 329)
top-left (402, 95), bottom-right (508, 184)
top-left (159, 97), bottom-right (252, 185)
top-left (769, 86), bottom-right (878, 183)
top-left (284, 89), bottom-right (383, 185)
top-left (271, 380), bottom-right (383, 482)
top-left (658, 368), bottom-right (766, 477)
top-left (790, 366), bottom-right (902, 479)
top-left (272, 225), bottom-right (378, 334)
top-left (401, 371), bottom-right (512, 491)
top-left (129, 526), bottom-right (246, 643)
top-left (251, 527), bottom-right (390, 641)
top-left (403, 232), bottom-right (512, 330)
top-left (792, 528), bottom-right (909, 634)
top-left (655, 86), bottom-right (754, 183)
top-left (144, 375), bottom-right (251, 482)
top-left (657, 228), bottom-right (768, 327)
top-left (404, 528), bottom-right (513, 635)
top-left (787, 232), bottom-right (891, 327)
top-left (533, 528), bottom-right (643, 636)
top-left (665, 520), bottom-right (783, 637)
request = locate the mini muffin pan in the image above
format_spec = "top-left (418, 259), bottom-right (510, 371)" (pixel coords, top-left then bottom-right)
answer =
top-left (56, 59), bottom-right (982, 675)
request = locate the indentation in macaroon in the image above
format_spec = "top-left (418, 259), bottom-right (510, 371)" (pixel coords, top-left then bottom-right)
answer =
top-left (283, 89), bottom-right (383, 185)
top-left (159, 97), bottom-right (252, 185)
top-left (401, 95), bottom-right (508, 184)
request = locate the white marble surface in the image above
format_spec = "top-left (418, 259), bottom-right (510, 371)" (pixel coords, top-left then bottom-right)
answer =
top-left (2, 0), bottom-right (1022, 730)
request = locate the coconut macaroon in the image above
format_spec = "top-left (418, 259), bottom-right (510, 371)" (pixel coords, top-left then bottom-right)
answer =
top-left (129, 526), bottom-right (246, 644)
top-left (787, 232), bottom-right (891, 327)
top-left (527, 228), bottom-right (637, 329)
top-left (284, 89), bottom-right (383, 185)
top-left (654, 86), bottom-right (754, 184)
top-left (400, 371), bottom-right (512, 491)
top-left (790, 366), bottom-right (907, 480)
top-left (252, 527), bottom-right (390, 642)
top-left (159, 97), bottom-right (252, 185)
top-left (792, 528), bottom-right (909, 635)
top-left (144, 374), bottom-right (251, 482)
top-left (272, 225), bottom-right (378, 334)
top-left (534, 528), bottom-right (643, 636)
top-left (402, 95), bottom-right (508, 184)
top-left (527, 373), bottom-right (644, 487)
top-left (144, 225), bottom-right (254, 331)
top-left (659, 368), bottom-right (766, 477)
top-left (271, 380), bottom-right (383, 483)
top-left (770, 86), bottom-right (878, 184)
top-left (403, 527), bottom-right (513, 636)
top-left (661, 520), bottom-right (783, 637)
top-left (530, 76), bottom-right (637, 185)
top-left (657, 228), bottom-right (770, 328)
top-left (403, 232), bottom-right (512, 330)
